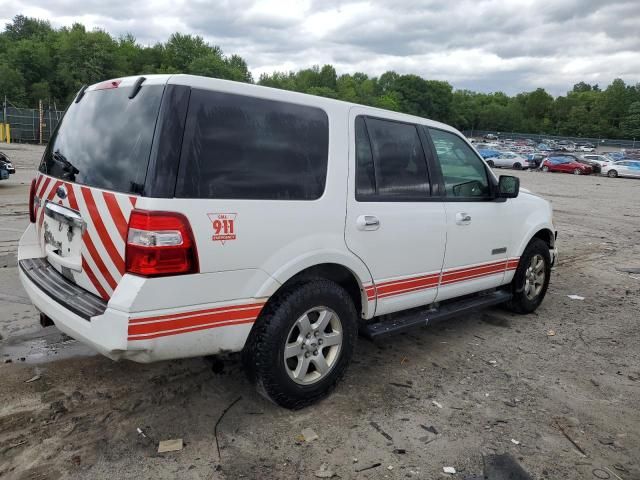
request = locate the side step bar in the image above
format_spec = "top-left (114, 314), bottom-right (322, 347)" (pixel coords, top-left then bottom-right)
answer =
top-left (361, 289), bottom-right (512, 339)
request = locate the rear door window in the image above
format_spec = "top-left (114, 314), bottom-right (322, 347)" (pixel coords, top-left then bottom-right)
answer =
top-left (176, 90), bottom-right (329, 200)
top-left (40, 85), bottom-right (164, 194)
top-left (355, 116), bottom-right (430, 200)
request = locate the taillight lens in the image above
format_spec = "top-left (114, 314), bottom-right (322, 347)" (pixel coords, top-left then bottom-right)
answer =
top-left (125, 209), bottom-right (199, 277)
top-left (29, 178), bottom-right (37, 223)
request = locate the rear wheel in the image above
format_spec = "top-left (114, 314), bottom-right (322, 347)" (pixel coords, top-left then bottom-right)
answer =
top-left (608, 169), bottom-right (618, 178)
top-left (513, 162), bottom-right (522, 170)
top-left (243, 280), bottom-right (358, 409)
top-left (505, 238), bottom-right (551, 314)
top-left (542, 165), bottom-right (549, 172)
top-left (573, 168), bottom-right (582, 175)
top-left (487, 160), bottom-right (495, 167)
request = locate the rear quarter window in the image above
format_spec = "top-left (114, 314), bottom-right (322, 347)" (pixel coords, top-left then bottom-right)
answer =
top-left (175, 90), bottom-right (329, 200)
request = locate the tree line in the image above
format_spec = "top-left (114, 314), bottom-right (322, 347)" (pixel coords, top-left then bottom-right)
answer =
top-left (1, 15), bottom-right (639, 139)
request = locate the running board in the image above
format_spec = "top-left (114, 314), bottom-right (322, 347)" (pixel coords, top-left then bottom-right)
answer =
top-left (362, 290), bottom-right (512, 339)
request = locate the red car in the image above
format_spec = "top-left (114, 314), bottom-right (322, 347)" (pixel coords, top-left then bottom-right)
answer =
top-left (541, 156), bottom-right (593, 175)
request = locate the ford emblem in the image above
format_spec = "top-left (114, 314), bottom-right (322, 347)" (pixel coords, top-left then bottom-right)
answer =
top-left (56, 185), bottom-right (68, 200)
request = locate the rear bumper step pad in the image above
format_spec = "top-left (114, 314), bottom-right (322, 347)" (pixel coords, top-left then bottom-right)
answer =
top-left (362, 289), bottom-right (512, 339)
top-left (19, 258), bottom-right (107, 321)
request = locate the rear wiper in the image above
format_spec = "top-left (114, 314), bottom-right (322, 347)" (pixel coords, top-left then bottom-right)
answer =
top-left (129, 76), bottom-right (146, 99)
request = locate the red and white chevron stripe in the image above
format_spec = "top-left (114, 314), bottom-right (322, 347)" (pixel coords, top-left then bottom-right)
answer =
top-left (34, 174), bottom-right (137, 300)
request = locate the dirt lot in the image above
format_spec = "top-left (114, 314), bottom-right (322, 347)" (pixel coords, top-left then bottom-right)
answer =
top-left (1, 144), bottom-right (639, 480)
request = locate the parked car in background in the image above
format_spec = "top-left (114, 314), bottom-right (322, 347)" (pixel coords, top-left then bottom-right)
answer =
top-left (526, 153), bottom-right (546, 169)
top-left (537, 143), bottom-right (553, 152)
top-left (541, 156), bottom-right (593, 175)
top-left (483, 133), bottom-right (498, 140)
top-left (486, 152), bottom-right (533, 170)
top-left (601, 160), bottom-right (640, 178)
top-left (581, 154), bottom-right (610, 168)
top-left (0, 152), bottom-right (15, 175)
top-left (548, 153), bottom-right (600, 173)
top-left (577, 143), bottom-right (595, 152)
top-left (603, 151), bottom-right (624, 162)
top-left (477, 148), bottom-right (501, 159)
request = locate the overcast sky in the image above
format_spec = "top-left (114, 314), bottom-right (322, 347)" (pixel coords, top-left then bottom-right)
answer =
top-left (3, 0), bottom-right (639, 95)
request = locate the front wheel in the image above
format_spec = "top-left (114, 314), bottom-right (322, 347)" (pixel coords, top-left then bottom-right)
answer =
top-left (243, 280), bottom-right (358, 409)
top-left (542, 165), bottom-right (549, 172)
top-left (573, 168), bottom-right (582, 175)
top-left (608, 170), bottom-right (618, 178)
top-left (505, 238), bottom-right (551, 314)
top-left (487, 160), bottom-right (495, 167)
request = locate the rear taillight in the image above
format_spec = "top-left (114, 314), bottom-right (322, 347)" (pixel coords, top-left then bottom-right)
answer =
top-left (125, 209), bottom-right (199, 277)
top-left (29, 178), bottom-right (37, 223)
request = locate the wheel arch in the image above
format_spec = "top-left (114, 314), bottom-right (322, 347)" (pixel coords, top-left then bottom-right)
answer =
top-left (254, 251), bottom-right (374, 321)
top-left (515, 225), bottom-right (556, 259)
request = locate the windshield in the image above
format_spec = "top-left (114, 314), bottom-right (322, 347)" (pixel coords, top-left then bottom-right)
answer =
top-left (40, 84), bottom-right (164, 194)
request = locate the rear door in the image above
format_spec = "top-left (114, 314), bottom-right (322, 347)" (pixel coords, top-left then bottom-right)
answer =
top-left (425, 127), bottom-right (515, 302)
top-left (34, 79), bottom-right (166, 300)
top-left (345, 110), bottom-right (446, 316)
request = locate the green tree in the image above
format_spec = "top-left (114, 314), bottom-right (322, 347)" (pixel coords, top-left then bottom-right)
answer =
top-left (621, 102), bottom-right (640, 139)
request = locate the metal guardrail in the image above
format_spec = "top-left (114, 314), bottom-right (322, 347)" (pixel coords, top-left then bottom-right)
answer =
top-left (463, 130), bottom-right (638, 149)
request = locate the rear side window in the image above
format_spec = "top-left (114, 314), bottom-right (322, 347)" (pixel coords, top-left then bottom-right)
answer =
top-left (40, 85), bottom-right (164, 194)
top-left (355, 116), bottom-right (430, 200)
top-left (176, 90), bottom-right (329, 200)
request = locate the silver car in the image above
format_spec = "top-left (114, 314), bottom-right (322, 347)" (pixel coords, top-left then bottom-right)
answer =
top-left (601, 160), bottom-right (640, 178)
top-left (486, 152), bottom-right (532, 170)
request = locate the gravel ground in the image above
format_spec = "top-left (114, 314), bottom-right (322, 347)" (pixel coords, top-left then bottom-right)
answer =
top-left (1, 144), bottom-right (639, 480)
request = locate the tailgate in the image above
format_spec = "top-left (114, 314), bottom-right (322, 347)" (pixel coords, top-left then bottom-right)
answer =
top-left (34, 175), bottom-right (137, 300)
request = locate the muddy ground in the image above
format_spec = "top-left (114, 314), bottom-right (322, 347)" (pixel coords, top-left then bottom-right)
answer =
top-left (1, 144), bottom-right (639, 480)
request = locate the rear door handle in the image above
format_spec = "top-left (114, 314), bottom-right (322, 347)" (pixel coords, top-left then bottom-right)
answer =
top-left (456, 212), bottom-right (472, 225)
top-left (356, 215), bottom-right (380, 231)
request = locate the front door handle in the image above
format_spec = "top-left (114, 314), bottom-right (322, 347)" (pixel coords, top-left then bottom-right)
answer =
top-left (356, 215), bottom-right (380, 231)
top-left (456, 212), bottom-right (472, 225)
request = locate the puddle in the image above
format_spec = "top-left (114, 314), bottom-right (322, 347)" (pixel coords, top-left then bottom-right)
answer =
top-left (0, 326), bottom-right (96, 364)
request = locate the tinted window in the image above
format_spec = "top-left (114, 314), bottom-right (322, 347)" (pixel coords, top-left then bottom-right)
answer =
top-left (40, 85), bottom-right (164, 194)
top-left (176, 90), bottom-right (328, 200)
top-left (428, 128), bottom-right (490, 198)
top-left (355, 117), bottom-right (375, 197)
top-left (358, 117), bottom-right (429, 198)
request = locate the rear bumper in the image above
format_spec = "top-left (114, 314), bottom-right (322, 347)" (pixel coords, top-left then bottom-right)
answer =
top-left (18, 223), bottom-right (262, 363)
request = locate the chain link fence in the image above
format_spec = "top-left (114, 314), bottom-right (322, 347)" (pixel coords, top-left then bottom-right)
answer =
top-left (462, 129), bottom-right (638, 149)
top-left (0, 100), bottom-right (65, 144)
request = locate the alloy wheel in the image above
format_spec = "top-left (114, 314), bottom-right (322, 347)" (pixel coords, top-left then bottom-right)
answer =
top-left (284, 307), bottom-right (343, 385)
top-left (524, 254), bottom-right (545, 301)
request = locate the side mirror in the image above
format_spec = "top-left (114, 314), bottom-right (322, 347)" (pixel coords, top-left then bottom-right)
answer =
top-left (497, 175), bottom-right (519, 198)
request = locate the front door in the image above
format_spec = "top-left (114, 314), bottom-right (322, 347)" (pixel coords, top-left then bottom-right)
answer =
top-left (345, 109), bottom-right (446, 316)
top-left (426, 127), bottom-right (516, 301)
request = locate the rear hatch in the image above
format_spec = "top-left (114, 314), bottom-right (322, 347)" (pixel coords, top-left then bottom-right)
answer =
top-left (33, 77), bottom-right (166, 300)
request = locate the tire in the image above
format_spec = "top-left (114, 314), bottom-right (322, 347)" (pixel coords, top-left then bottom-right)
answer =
top-left (505, 238), bottom-right (551, 314)
top-left (487, 160), bottom-right (495, 167)
top-left (573, 168), bottom-right (581, 175)
top-left (608, 170), bottom-right (618, 178)
top-left (242, 280), bottom-right (358, 409)
top-left (542, 165), bottom-right (549, 172)
top-left (513, 162), bottom-right (522, 170)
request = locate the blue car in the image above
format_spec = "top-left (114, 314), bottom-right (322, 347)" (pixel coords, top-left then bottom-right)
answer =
top-left (477, 148), bottom-right (501, 159)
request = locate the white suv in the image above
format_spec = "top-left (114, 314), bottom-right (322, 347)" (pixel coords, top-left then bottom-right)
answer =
top-left (19, 75), bottom-right (557, 408)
